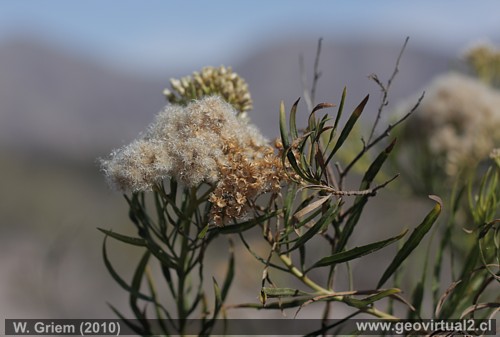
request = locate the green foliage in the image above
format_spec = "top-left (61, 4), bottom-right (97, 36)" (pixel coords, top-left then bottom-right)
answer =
top-left (308, 229), bottom-right (407, 270)
top-left (99, 39), bottom-right (499, 336)
top-left (433, 163), bottom-right (500, 320)
top-left (377, 196), bottom-right (442, 288)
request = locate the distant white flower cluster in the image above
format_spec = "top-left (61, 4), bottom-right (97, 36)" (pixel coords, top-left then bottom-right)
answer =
top-left (100, 96), bottom-right (267, 191)
top-left (398, 72), bottom-right (500, 177)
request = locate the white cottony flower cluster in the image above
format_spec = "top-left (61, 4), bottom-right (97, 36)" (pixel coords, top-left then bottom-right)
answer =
top-left (101, 96), bottom-right (286, 224)
top-left (397, 72), bottom-right (500, 177)
top-left (101, 96), bottom-right (268, 191)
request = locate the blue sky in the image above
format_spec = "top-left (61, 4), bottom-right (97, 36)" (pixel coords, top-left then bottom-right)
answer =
top-left (0, 1), bottom-right (499, 74)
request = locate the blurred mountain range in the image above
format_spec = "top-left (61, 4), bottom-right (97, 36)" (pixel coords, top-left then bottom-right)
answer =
top-left (0, 35), bottom-right (453, 162)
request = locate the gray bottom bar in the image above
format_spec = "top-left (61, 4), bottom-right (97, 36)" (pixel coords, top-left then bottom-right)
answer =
top-left (5, 318), bottom-right (497, 336)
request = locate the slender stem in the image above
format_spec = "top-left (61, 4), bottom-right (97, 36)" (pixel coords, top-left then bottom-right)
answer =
top-left (364, 306), bottom-right (399, 320)
top-left (278, 253), bottom-right (399, 321)
top-left (310, 37), bottom-right (323, 108)
top-left (367, 37), bottom-right (409, 143)
top-left (279, 254), bottom-right (331, 294)
top-left (346, 261), bottom-right (354, 292)
top-left (341, 91), bottom-right (424, 180)
top-left (176, 187), bottom-right (197, 335)
top-left (300, 38), bottom-right (323, 112)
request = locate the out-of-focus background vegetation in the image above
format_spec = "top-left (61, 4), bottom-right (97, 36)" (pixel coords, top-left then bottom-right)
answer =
top-left (1, 0), bottom-right (499, 323)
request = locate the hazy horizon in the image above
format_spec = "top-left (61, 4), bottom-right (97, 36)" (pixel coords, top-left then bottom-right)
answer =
top-left (1, 1), bottom-right (499, 75)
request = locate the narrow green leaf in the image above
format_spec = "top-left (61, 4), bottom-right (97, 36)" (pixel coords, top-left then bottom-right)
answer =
top-left (185, 292), bottom-right (203, 318)
top-left (285, 207), bottom-right (323, 238)
top-left (108, 304), bottom-right (146, 336)
top-left (261, 287), bottom-right (310, 297)
top-left (130, 251), bottom-right (151, 324)
top-left (360, 138), bottom-right (396, 190)
top-left (212, 277), bottom-right (222, 318)
top-left (213, 277), bottom-right (222, 302)
top-left (334, 198), bottom-right (367, 254)
top-left (283, 185), bottom-right (297, 230)
top-left (308, 106), bottom-right (316, 133)
top-left (309, 229), bottom-right (407, 269)
top-left (311, 102), bottom-right (336, 116)
top-left (153, 191), bottom-right (166, 235)
top-left (316, 116), bottom-right (332, 143)
top-left (411, 212), bottom-right (436, 319)
top-left (299, 244), bottom-right (306, 271)
top-left (409, 281), bottom-right (424, 319)
top-left (435, 280), bottom-right (462, 317)
top-left (432, 184), bottom-right (464, 310)
top-left (197, 224), bottom-right (209, 239)
top-left (314, 143), bottom-right (328, 180)
top-left (169, 178), bottom-right (178, 204)
top-left (98, 228), bottom-right (147, 247)
top-left (377, 195), bottom-right (442, 288)
top-left (145, 271), bottom-right (172, 326)
top-left (363, 288), bottom-right (401, 303)
top-left (221, 240), bottom-right (235, 301)
top-left (278, 99), bottom-right (311, 181)
top-left (410, 254), bottom-right (429, 319)
top-left (438, 246), bottom-right (480, 318)
top-left (334, 140), bottom-right (397, 254)
top-left (343, 288), bottom-right (400, 308)
top-left (160, 264), bottom-right (176, 299)
top-left (102, 236), bottom-right (154, 302)
top-left (238, 233), bottom-right (287, 272)
top-left (285, 148), bottom-right (312, 182)
top-left (293, 195), bottom-right (331, 221)
top-left (239, 297), bottom-right (313, 309)
top-left (144, 238), bottom-right (177, 269)
top-left (279, 100), bottom-right (290, 148)
top-left (211, 211), bottom-right (279, 235)
top-left (288, 200), bottom-right (339, 253)
top-left (125, 194), bottom-right (140, 227)
top-left (326, 94), bottom-right (369, 164)
top-left (289, 98), bottom-right (300, 139)
top-left (432, 222), bottom-right (452, 310)
top-left (331, 87), bottom-right (347, 141)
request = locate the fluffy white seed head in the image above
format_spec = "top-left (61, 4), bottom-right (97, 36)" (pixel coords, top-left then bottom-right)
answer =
top-left (101, 96), bottom-right (269, 191)
top-left (395, 72), bottom-right (500, 177)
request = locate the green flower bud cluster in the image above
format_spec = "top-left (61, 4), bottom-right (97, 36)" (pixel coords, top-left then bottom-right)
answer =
top-left (464, 42), bottom-right (500, 87)
top-left (163, 66), bottom-right (253, 115)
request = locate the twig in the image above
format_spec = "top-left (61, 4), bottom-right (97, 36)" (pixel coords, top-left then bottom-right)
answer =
top-left (310, 38), bottom-right (323, 108)
top-left (279, 253), bottom-right (331, 293)
top-left (306, 173), bottom-right (399, 197)
top-left (367, 36), bottom-right (409, 143)
top-left (300, 38), bottom-right (323, 111)
top-left (299, 54), bottom-right (310, 110)
top-left (341, 91), bottom-right (424, 180)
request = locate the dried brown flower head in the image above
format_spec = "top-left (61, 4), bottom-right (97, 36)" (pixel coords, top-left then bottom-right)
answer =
top-left (101, 96), bottom-right (285, 225)
top-left (209, 142), bottom-right (287, 225)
